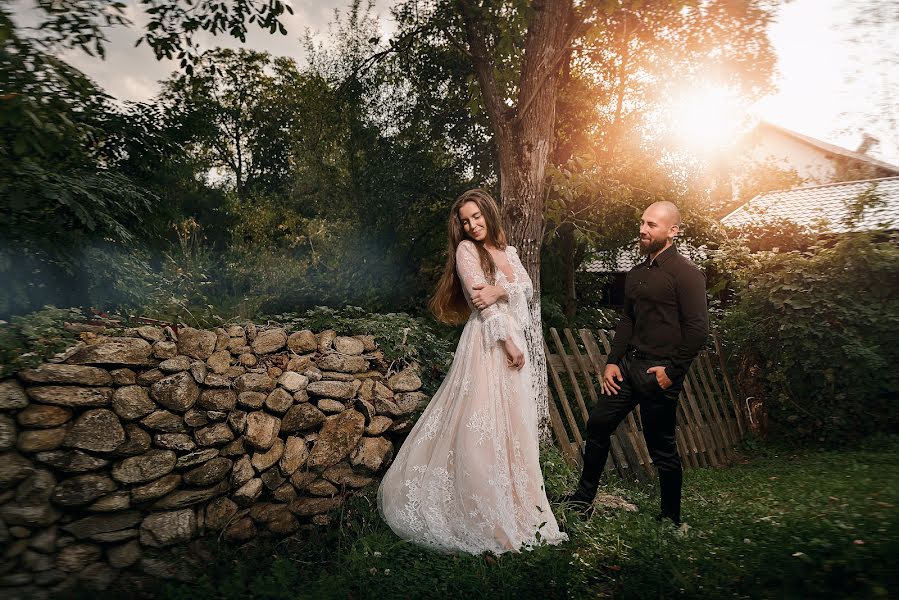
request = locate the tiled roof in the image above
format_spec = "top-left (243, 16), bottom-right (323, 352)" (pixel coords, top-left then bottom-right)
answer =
top-left (582, 247), bottom-right (643, 273)
top-left (721, 176), bottom-right (899, 233)
top-left (582, 243), bottom-right (708, 273)
top-left (757, 122), bottom-right (899, 175)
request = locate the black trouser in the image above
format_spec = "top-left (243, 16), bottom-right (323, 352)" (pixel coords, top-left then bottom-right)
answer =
top-left (572, 352), bottom-right (685, 521)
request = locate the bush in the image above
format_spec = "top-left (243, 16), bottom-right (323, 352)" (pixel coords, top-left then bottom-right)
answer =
top-left (0, 307), bottom-right (85, 377)
top-left (80, 242), bottom-right (225, 329)
top-left (541, 271), bottom-right (619, 333)
top-left (716, 232), bottom-right (899, 445)
top-left (65, 210), bottom-right (431, 326)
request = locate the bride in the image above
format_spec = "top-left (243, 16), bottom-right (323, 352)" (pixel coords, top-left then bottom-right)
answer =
top-left (378, 188), bottom-right (567, 554)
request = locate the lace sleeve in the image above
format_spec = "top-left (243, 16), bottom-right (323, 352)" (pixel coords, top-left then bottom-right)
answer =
top-left (456, 240), bottom-right (508, 347)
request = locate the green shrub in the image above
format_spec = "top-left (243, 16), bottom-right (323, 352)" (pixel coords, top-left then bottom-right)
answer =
top-left (0, 307), bottom-right (84, 377)
top-left (80, 243), bottom-right (225, 328)
top-left (717, 232), bottom-right (899, 445)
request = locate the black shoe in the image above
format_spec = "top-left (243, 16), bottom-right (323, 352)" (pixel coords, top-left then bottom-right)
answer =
top-left (655, 512), bottom-right (681, 526)
top-left (558, 493), bottom-right (594, 520)
top-left (556, 490), bottom-right (595, 504)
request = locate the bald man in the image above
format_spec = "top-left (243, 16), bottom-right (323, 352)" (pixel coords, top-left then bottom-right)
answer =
top-left (564, 201), bottom-right (708, 525)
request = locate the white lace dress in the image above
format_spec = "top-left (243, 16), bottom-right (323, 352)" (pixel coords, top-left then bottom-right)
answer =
top-left (377, 240), bottom-right (568, 554)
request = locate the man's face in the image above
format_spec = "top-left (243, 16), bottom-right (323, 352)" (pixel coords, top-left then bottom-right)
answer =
top-left (639, 205), bottom-right (678, 255)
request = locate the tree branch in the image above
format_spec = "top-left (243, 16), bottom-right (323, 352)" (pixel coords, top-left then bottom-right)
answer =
top-left (437, 24), bottom-right (473, 60)
top-left (456, 0), bottom-right (507, 127)
top-left (337, 23), bottom-right (432, 93)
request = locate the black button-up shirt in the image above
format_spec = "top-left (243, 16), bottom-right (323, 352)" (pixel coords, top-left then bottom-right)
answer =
top-left (607, 244), bottom-right (709, 380)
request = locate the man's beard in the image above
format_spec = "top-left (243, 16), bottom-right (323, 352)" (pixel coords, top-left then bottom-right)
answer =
top-left (639, 236), bottom-right (666, 255)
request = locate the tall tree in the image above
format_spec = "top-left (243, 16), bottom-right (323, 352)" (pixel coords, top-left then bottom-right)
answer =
top-left (161, 49), bottom-right (302, 201)
top-left (387, 0), bottom-right (776, 329)
top-left (455, 0), bottom-right (584, 284)
top-left (391, 0), bottom-right (775, 285)
top-left (0, 9), bottom-right (154, 315)
top-left (384, 0), bottom-right (588, 431)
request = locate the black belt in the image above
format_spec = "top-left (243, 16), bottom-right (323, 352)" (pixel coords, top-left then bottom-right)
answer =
top-left (627, 346), bottom-right (666, 361)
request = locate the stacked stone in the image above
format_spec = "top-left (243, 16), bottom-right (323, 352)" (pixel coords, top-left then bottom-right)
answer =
top-left (0, 324), bottom-right (426, 599)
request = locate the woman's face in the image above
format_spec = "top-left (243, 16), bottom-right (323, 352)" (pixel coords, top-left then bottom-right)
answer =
top-left (458, 201), bottom-right (488, 242)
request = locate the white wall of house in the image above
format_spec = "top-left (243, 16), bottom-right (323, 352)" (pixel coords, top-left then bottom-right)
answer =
top-left (746, 127), bottom-right (837, 183)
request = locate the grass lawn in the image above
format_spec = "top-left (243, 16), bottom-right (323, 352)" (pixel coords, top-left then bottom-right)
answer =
top-left (85, 435), bottom-right (899, 600)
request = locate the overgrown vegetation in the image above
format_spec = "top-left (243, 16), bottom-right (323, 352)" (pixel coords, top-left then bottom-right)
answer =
top-left (716, 232), bottom-right (899, 445)
top-left (60, 436), bottom-right (899, 600)
top-left (0, 307), bottom-right (84, 378)
top-left (2, 0), bottom-right (784, 331)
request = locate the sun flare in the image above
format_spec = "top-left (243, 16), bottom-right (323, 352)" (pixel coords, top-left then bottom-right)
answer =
top-left (667, 83), bottom-right (748, 154)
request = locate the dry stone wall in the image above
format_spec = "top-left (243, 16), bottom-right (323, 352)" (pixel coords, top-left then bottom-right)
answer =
top-left (0, 323), bottom-right (427, 599)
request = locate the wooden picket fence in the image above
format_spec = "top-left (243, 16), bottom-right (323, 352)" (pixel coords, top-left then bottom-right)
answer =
top-left (543, 328), bottom-right (746, 481)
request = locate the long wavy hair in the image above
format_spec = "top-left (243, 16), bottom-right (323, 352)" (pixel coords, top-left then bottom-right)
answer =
top-left (429, 188), bottom-right (508, 325)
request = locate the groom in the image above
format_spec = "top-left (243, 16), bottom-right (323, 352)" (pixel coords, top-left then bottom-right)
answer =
top-left (565, 201), bottom-right (708, 525)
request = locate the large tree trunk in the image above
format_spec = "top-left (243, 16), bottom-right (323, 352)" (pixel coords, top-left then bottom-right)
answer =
top-left (497, 143), bottom-right (549, 293)
top-left (459, 0), bottom-right (579, 289)
top-left (458, 0), bottom-right (582, 440)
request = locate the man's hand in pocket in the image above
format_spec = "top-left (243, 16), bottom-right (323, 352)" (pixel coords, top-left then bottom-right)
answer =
top-left (647, 366), bottom-right (672, 389)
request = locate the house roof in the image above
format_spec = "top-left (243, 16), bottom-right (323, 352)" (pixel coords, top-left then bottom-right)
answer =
top-left (582, 242), bottom-right (708, 273)
top-left (757, 121), bottom-right (899, 176)
top-left (721, 176), bottom-right (899, 233)
top-left (582, 247), bottom-right (644, 273)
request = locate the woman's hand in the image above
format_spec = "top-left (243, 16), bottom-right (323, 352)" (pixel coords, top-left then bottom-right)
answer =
top-left (471, 283), bottom-right (507, 311)
top-left (503, 339), bottom-right (525, 370)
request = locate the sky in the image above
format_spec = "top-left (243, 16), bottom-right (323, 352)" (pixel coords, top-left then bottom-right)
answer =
top-left (11, 0), bottom-right (899, 164)
top-left (13, 0), bottom-right (396, 100)
top-left (752, 0), bottom-right (898, 163)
